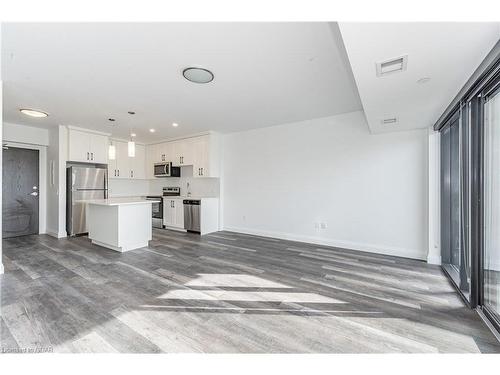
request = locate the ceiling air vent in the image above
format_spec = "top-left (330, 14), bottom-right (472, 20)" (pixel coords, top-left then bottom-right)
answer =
top-left (381, 117), bottom-right (398, 125)
top-left (376, 55), bottom-right (408, 77)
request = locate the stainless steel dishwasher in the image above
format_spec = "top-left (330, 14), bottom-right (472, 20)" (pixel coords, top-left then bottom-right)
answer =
top-left (183, 200), bottom-right (201, 233)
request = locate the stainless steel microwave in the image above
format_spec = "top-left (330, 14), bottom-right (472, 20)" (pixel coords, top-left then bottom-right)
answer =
top-left (154, 162), bottom-right (181, 177)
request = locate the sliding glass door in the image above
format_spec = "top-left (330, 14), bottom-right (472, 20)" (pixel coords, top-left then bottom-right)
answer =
top-left (483, 82), bottom-right (500, 325)
top-left (437, 53), bottom-right (499, 333)
top-left (441, 111), bottom-right (471, 301)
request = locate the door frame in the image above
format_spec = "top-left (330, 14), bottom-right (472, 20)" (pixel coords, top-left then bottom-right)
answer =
top-left (477, 75), bottom-right (500, 333)
top-left (2, 142), bottom-right (47, 235)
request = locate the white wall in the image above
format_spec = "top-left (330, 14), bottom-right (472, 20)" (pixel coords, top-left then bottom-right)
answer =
top-left (3, 122), bottom-right (49, 146)
top-left (222, 111), bottom-right (428, 260)
top-left (0, 78), bottom-right (3, 274)
top-left (46, 127), bottom-right (60, 236)
top-left (427, 129), bottom-right (441, 264)
top-left (46, 125), bottom-right (68, 238)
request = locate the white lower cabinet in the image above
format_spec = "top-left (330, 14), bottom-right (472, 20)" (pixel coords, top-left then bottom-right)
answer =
top-left (163, 198), bottom-right (184, 229)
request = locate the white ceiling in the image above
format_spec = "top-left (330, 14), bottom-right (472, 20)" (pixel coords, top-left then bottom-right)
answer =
top-left (339, 22), bottom-right (500, 134)
top-left (1, 22), bottom-right (362, 143)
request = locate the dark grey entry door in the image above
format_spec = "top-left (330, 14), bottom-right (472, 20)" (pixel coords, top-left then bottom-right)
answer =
top-left (2, 147), bottom-right (39, 238)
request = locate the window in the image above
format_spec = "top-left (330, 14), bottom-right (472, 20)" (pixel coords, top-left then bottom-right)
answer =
top-left (483, 82), bottom-right (500, 324)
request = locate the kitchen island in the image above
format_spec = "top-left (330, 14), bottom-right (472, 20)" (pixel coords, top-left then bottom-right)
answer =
top-left (86, 197), bottom-right (159, 252)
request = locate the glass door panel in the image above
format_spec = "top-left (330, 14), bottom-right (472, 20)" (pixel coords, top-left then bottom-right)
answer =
top-left (484, 86), bottom-right (500, 320)
top-left (441, 110), bottom-right (471, 300)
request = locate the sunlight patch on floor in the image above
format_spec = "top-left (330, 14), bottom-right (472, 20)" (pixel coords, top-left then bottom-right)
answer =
top-left (184, 273), bottom-right (292, 288)
top-left (159, 289), bottom-right (345, 303)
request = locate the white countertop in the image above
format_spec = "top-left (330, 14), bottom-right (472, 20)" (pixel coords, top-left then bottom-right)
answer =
top-left (85, 197), bottom-right (160, 206)
top-left (162, 196), bottom-right (219, 200)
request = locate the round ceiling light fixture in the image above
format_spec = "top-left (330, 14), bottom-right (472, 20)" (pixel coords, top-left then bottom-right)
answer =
top-left (20, 108), bottom-right (49, 118)
top-left (183, 67), bottom-right (214, 84)
top-left (172, 122), bottom-right (179, 127)
top-left (149, 128), bottom-right (156, 133)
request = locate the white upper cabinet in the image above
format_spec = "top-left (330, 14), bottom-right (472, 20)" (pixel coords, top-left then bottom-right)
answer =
top-left (145, 133), bottom-right (220, 178)
top-left (171, 138), bottom-right (194, 166)
top-left (109, 139), bottom-right (146, 179)
top-left (68, 128), bottom-right (109, 164)
top-left (192, 136), bottom-right (209, 177)
top-left (89, 133), bottom-right (109, 164)
top-left (131, 144), bottom-right (146, 179)
top-left (192, 134), bottom-right (220, 178)
top-left (157, 142), bottom-right (171, 162)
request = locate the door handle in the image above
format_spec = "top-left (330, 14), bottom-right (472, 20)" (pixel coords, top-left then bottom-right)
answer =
top-left (87, 152), bottom-right (90, 160)
top-left (91, 152), bottom-right (94, 160)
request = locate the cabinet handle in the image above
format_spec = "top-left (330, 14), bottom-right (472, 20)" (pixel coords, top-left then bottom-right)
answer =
top-left (87, 152), bottom-right (89, 160)
top-left (114, 169), bottom-right (117, 177)
top-left (131, 170), bottom-right (133, 178)
top-left (201, 167), bottom-right (203, 176)
top-left (118, 169), bottom-right (120, 177)
top-left (91, 152), bottom-right (94, 161)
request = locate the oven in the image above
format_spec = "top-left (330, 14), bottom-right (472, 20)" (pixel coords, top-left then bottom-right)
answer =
top-left (146, 196), bottom-right (163, 228)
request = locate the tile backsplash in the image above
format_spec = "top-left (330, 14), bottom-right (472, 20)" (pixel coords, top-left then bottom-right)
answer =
top-left (109, 175), bottom-right (220, 198)
top-left (149, 176), bottom-right (220, 197)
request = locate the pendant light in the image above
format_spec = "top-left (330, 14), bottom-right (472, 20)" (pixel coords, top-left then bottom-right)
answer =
top-left (127, 112), bottom-right (136, 158)
top-left (108, 140), bottom-right (116, 160)
top-left (128, 139), bottom-right (136, 157)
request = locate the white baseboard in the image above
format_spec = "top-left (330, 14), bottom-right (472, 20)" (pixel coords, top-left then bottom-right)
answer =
top-left (46, 229), bottom-right (67, 239)
top-left (222, 226), bottom-right (426, 260)
top-left (427, 254), bottom-right (442, 265)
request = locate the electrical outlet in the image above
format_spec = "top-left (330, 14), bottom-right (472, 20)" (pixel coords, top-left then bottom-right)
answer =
top-left (320, 222), bottom-right (327, 229)
top-left (242, 215), bottom-right (246, 222)
top-left (314, 222), bottom-right (320, 230)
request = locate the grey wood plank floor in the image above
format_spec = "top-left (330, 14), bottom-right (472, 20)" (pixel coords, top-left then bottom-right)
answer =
top-left (1, 229), bottom-right (499, 353)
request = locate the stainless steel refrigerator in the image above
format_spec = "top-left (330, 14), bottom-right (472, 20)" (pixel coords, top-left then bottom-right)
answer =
top-left (66, 166), bottom-right (108, 236)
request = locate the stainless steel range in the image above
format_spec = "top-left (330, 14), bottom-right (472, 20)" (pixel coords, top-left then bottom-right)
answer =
top-left (146, 187), bottom-right (181, 229)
